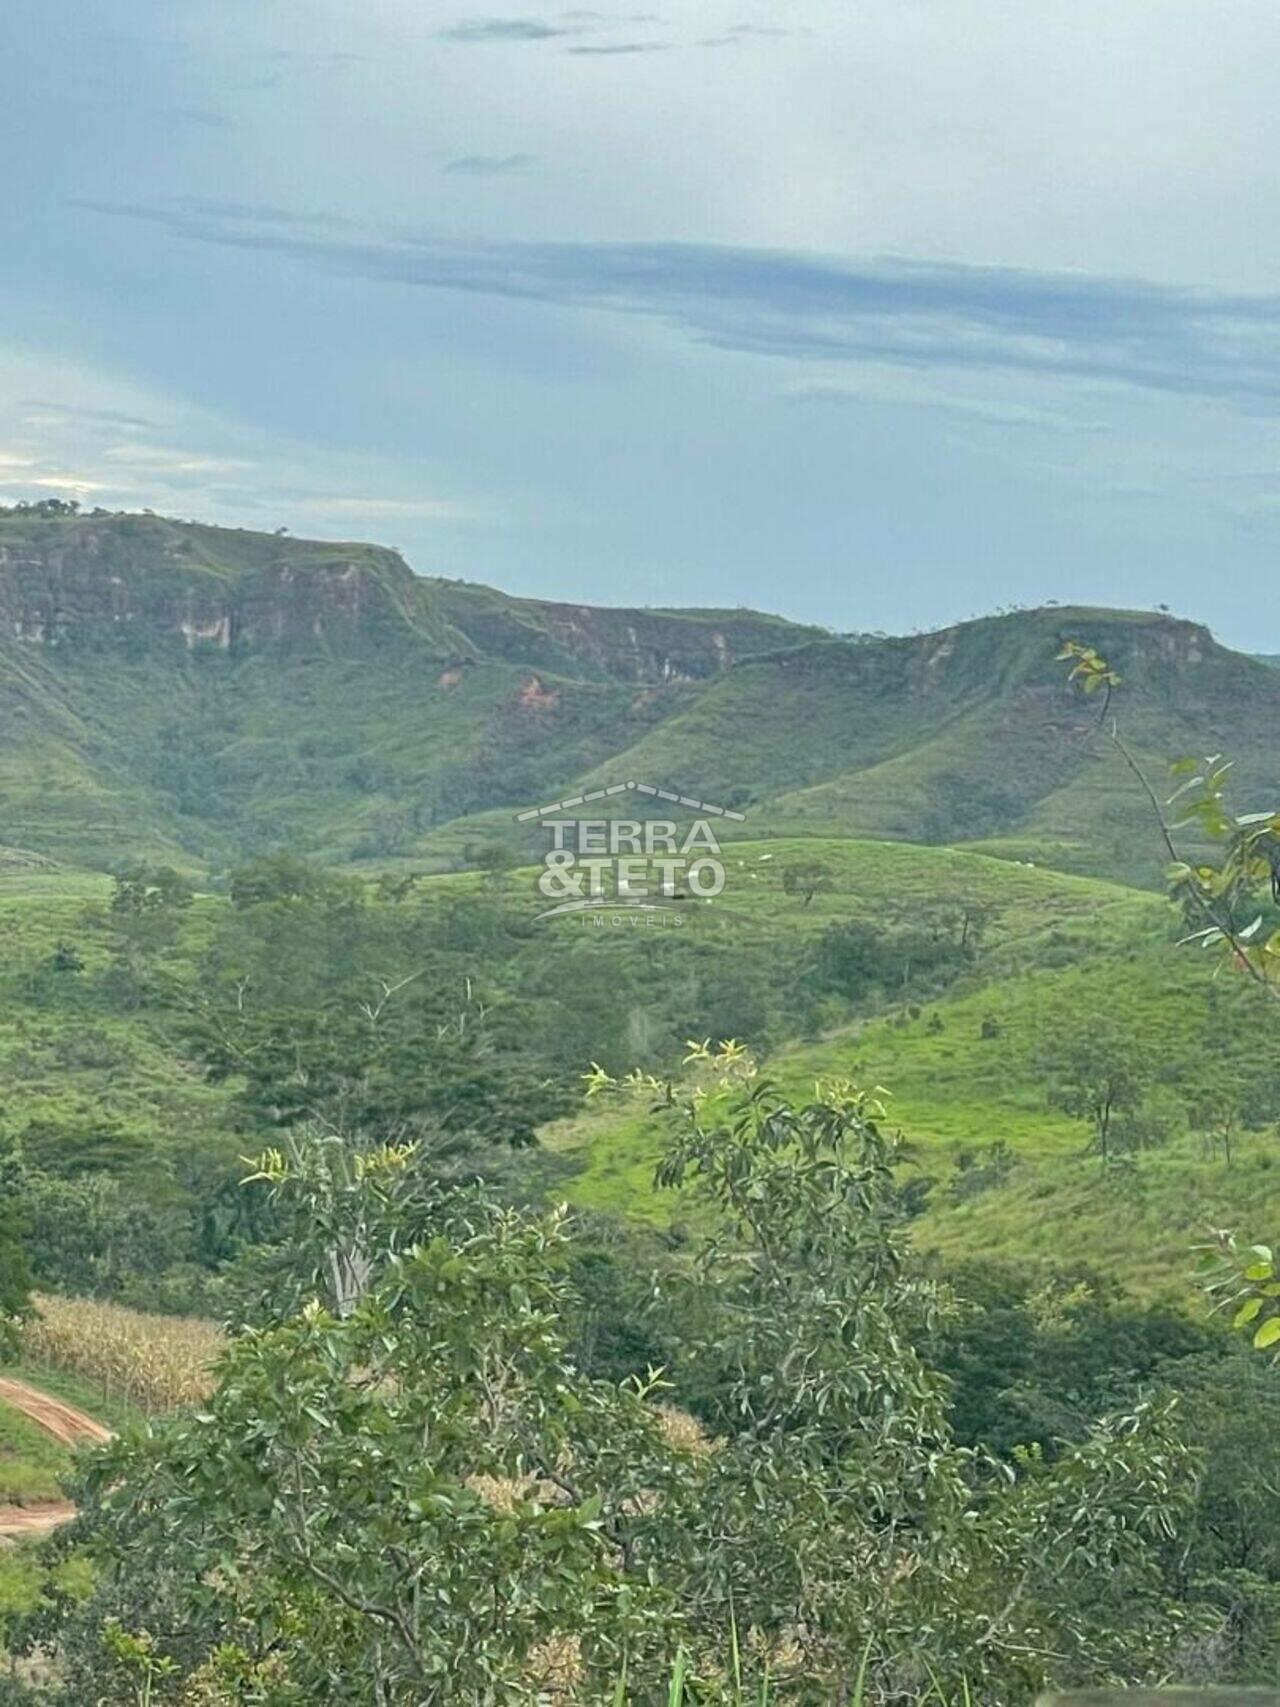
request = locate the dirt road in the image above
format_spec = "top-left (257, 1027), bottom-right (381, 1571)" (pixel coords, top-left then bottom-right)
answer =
top-left (0, 1377), bottom-right (112, 1449)
top-left (0, 1499), bottom-right (77, 1540)
top-left (0, 1374), bottom-right (112, 1541)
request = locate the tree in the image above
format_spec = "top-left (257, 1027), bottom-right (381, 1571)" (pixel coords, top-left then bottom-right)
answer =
top-left (189, 975), bottom-right (568, 1151)
top-left (0, 1156), bottom-right (33, 1355)
top-left (1186, 1068), bottom-right (1250, 1168)
top-left (465, 840), bottom-right (518, 885)
top-left (1039, 1017), bottom-right (1150, 1162)
top-left (111, 866), bottom-right (193, 916)
top-left (780, 859), bottom-right (832, 905)
top-left (1060, 641), bottom-right (1280, 1004)
top-left (49, 939), bottom-right (84, 974)
top-left (228, 854), bottom-right (348, 910)
top-left (1059, 643), bottom-right (1280, 1356)
top-left (42, 1074), bottom-right (1212, 1702)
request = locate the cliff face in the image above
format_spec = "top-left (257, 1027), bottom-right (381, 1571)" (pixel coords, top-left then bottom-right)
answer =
top-left (0, 513), bottom-right (815, 678)
top-left (0, 508), bottom-right (1270, 887)
top-left (0, 513), bottom-right (437, 654)
top-left (428, 580), bottom-right (822, 683)
top-left (0, 511), bottom-right (824, 871)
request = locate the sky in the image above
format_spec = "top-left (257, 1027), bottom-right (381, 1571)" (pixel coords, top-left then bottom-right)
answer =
top-left (5, 0), bottom-right (1280, 647)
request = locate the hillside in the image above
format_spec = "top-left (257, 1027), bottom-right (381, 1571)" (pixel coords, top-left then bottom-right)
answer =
top-left (0, 510), bottom-right (821, 869)
top-left (565, 606), bottom-right (1280, 885)
top-left (0, 831), bottom-right (1191, 1297)
top-left (544, 870), bottom-right (1280, 1298)
top-left (2, 509), bottom-right (1279, 887)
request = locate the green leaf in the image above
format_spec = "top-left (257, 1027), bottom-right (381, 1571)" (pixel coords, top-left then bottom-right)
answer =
top-left (1253, 1317), bottom-right (1280, 1350)
top-left (667, 1646), bottom-right (688, 1706)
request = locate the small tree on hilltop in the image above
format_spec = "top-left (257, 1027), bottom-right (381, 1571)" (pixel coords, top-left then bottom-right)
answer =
top-left (780, 859), bottom-right (833, 906)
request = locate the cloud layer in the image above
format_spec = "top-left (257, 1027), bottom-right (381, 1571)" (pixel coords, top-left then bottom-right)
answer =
top-left (76, 200), bottom-right (1280, 405)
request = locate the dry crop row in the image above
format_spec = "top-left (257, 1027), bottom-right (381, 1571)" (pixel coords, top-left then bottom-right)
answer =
top-left (22, 1293), bottom-right (225, 1413)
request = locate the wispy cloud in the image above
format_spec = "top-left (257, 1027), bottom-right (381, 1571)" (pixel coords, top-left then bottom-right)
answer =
top-left (699, 22), bottom-right (806, 47)
top-left (70, 200), bottom-right (1280, 405)
top-left (444, 153), bottom-right (535, 175)
top-left (0, 346), bottom-right (472, 534)
top-left (100, 444), bottom-right (255, 475)
top-left (19, 401), bottom-right (163, 432)
top-left (440, 11), bottom-right (667, 50)
top-left (266, 48), bottom-right (366, 66)
top-left (567, 41), bottom-right (668, 54)
top-left (784, 379), bottom-right (1109, 434)
top-left (289, 495), bottom-right (468, 520)
top-left (561, 9), bottom-right (664, 19)
top-left (158, 106), bottom-right (230, 129)
top-left (0, 468), bottom-right (112, 498)
top-left (439, 17), bottom-right (575, 42)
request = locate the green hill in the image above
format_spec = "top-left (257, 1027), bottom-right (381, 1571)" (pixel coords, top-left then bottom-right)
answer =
top-left (544, 875), bottom-right (1280, 1298)
top-left (0, 510), bottom-right (819, 869)
top-left (575, 606), bottom-right (1280, 886)
top-left (3, 509), bottom-right (1279, 886)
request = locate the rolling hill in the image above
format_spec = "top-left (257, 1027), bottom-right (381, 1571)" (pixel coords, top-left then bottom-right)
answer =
top-left (2, 507), bottom-right (1279, 888)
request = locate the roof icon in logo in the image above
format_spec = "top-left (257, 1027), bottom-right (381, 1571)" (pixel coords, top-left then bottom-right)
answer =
top-left (515, 780), bottom-right (745, 823)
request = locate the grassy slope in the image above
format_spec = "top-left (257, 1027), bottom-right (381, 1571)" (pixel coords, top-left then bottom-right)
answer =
top-left (539, 843), bottom-right (1280, 1297)
top-left (0, 1401), bottom-right (69, 1505)
top-left (0, 633), bottom-right (696, 870)
top-left (0, 832), bottom-right (1274, 1307)
top-left (0, 871), bottom-right (239, 1175)
top-left (579, 606), bottom-right (1280, 889)
top-left (0, 836), bottom-right (1152, 1189)
top-left (0, 512), bottom-right (824, 871)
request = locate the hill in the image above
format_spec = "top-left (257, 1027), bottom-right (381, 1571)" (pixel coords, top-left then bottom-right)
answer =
top-left (544, 870), bottom-right (1280, 1298)
top-left (0, 509), bottom-right (819, 869)
top-left (0, 833), bottom-right (1166, 1307)
top-left (563, 605), bottom-right (1280, 886)
top-left (2, 508), bottom-right (1279, 886)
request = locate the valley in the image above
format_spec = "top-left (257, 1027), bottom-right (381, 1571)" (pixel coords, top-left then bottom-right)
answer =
top-left (3, 510), bottom-right (1280, 1697)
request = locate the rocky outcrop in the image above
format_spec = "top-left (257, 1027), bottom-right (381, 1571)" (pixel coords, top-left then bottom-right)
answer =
top-left (0, 513), bottom-right (438, 655)
top-left (0, 512), bottom-right (815, 675)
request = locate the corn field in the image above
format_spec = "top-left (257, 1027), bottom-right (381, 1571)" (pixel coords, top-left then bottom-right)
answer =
top-left (22, 1293), bottom-right (225, 1414)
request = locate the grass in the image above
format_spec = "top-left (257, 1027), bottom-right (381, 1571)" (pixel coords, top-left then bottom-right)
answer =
top-left (545, 909), bottom-right (1280, 1300)
top-left (0, 819), bottom-right (1267, 1309)
top-left (0, 1399), bottom-right (70, 1505)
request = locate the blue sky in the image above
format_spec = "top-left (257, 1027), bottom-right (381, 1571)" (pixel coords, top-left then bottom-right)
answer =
top-left (5, 0), bottom-right (1280, 646)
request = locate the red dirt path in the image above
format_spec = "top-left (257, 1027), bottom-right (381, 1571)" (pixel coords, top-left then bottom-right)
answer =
top-left (0, 1374), bottom-right (112, 1540)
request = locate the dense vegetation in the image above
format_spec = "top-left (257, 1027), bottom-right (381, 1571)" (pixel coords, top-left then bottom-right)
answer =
top-left (4, 529), bottom-right (1280, 1698)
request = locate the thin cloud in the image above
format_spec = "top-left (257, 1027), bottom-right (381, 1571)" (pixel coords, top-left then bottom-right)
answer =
top-left (266, 49), bottom-right (367, 65)
top-left (290, 495), bottom-right (469, 519)
top-left (785, 380), bottom-right (1109, 434)
top-left (71, 200), bottom-right (1280, 405)
top-left (567, 41), bottom-right (668, 54)
top-left (0, 472), bottom-right (111, 496)
top-left (439, 17), bottom-right (575, 42)
top-left (19, 401), bottom-right (163, 432)
top-left (100, 444), bottom-right (255, 475)
top-left (700, 23), bottom-right (806, 47)
top-left (444, 153), bottom-right (535, 175)
top-left (157, 107), bottom-right (230, 129)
